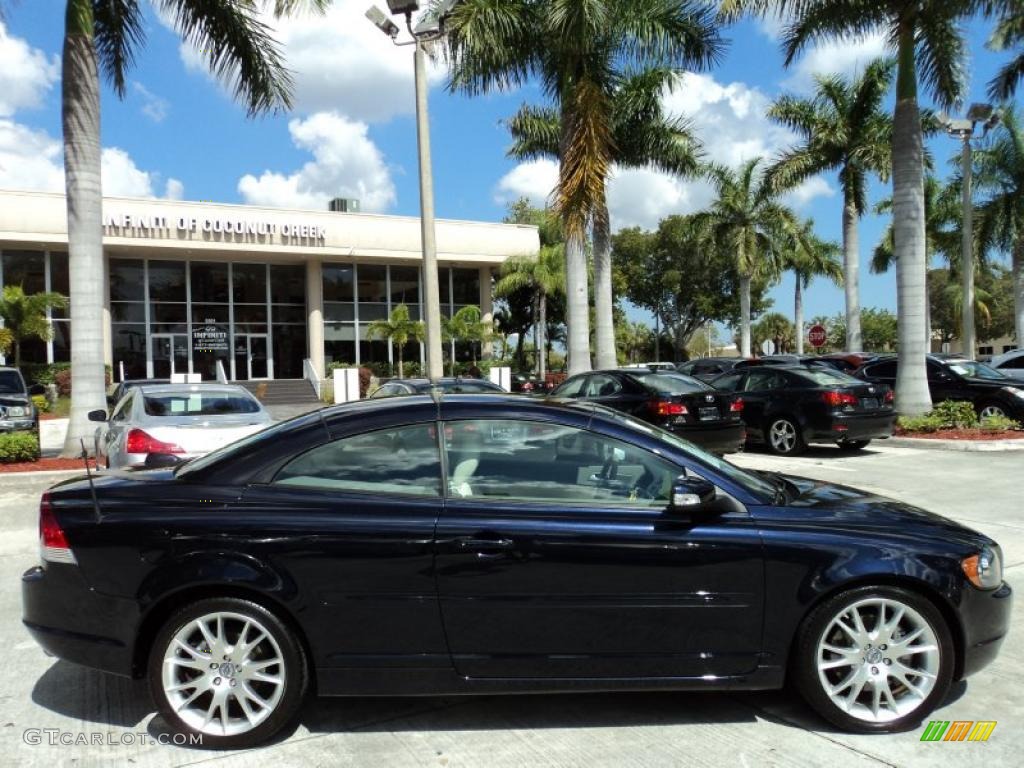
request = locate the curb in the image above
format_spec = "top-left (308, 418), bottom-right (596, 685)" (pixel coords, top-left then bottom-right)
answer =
top-left (0, 469), bottom-right (89, 481)
top-left (888, 436), bottom-right (1024, 452)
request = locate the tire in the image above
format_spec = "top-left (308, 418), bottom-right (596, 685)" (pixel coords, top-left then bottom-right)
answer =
top-left (793, 585), bottom-right (954, 733)
top-left (765, 416), bottom-right (806, 456)
top-left (148, 597), bottom-right (308, 749)
top-left (978, 401), bottom-right (1008, 420)
top-left (838, 440), bottom-right (871, 452)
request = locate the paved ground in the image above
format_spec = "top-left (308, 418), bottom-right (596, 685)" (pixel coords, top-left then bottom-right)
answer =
top-left (0, 441), bottom-right (1018, 767)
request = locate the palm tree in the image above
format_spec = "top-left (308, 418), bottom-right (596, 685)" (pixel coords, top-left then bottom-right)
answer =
top-left (0, 286), bottom-right (68, 369)
top-left (58, 0), bottom-right (327, 459)
top-left (781, 220), bottom-right (842, 354)
top-left (988, 10), bottom-right (1024, 100)
top-left (766, 59), bottom-right (893, 352)
top-left (365, 304), bottom-right (425, 379)
top-left (722, 1), bottom-right (991, 414)
top-left (444, 305), bottom-right (494, 372)
top-left (617, 320), bottom-right (652, 364)
top-left (506, 67), bottom-right (705, 369)
top-left (974, 108), bottom-right (1024, 345)
top-left (693, 158), bottom-right (794, 357)
top-left (444, 0), bottom-right (723, 376)
top-left (495, 242), bottom-right (565, 380)
top-left (753, 312), bottom-right (795, 354)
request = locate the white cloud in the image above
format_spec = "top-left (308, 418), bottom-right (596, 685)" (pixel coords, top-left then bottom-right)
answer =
top-left (493, 159), bottom-right (558, 207)
top-left (0, 21), bottom-right (59, 117)
top-left (164, 178), bottom-right (185, 200)
top-left (131, 81), bottom-right (169, 123)
top-left (171, 1), bottom-right (444, 123)
top-left (781, 33), bottom-right (889, 94)
top-left (237, 111), bottom-right (395, 211)
top-left (783, 176), bottom-right (836, 208)
top-left (0, 119), bottom-right (64, 191)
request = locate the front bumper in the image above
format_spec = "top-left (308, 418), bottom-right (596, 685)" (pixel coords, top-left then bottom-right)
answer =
top-left (958, 580), bottom-right (1013, 679)
top-left (0, 418), bottom-right (36, 433)
top-left (668, 422), bottom-right (746, 455)
top-left (807, 412), bottom-right (895, 443)
top-left (22, 564), bottom-right (140, 677)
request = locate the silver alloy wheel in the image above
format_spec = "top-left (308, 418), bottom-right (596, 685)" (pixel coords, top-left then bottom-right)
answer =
top-left (161, 611), bottom-right (286, 737)
top-left (769, 419), bottom-right (797, 453)
top-left (816, 597), bottom-right (940, 723)
top-left (980, 404), bottom-right (1007, 419)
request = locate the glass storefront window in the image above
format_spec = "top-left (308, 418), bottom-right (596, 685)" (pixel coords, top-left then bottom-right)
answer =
top-left (110, 258), bottom-right (144, 302)
top-left (112, 323), bottom-right (147, 379)
top-left (358, 265), bottom-right (387, 303)
top-left (273, 324), bottom-right (307, 379)
top-left (323, 265), bottom-right (355, 302)
top-left (271, 264), bottom-right (305, 305)
top-left (235, 305), bottom-right (268, 324)
top-left (390, 266), bottom-right (419, 305)
top-left (324, 302), bottom-right (354, 322)
top-left (439, 267), bottom-right (451, 305)
top-left (148, 260), bottom-right (186, 302)
top-left (191, 303), bottom-right (229, 324)
top-left (152, 303), bottom-right (188, 323)
top-left (452, 268), bottom-right (479, 306)
top-left (52, 320), bottom-right (70, 363)
top-left (325, 323), bottom-right (356, 366)
top-left (271, 305), bottom-right (305, 324)
top-left (191, 262), bottom-right (229, 303)
top-left (111, 302), bottom-right (145, 323)
top-left (233, 263), bottom-right (267, 304)
top-left (3, 250), bottom-right (46, 293)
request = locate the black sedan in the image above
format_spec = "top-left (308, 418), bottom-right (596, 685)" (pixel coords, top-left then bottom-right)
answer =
top-left (855, 355), bottom-right (1024, 421)
top-left (369, 377), bottom-right (505, 398)
top-left (675, 357), bottom-right (742, 382)
top-left (23, 396), bottom-right (1010, 747)
top-left (550, 368), bottom-right (745, 454)
top-left (711, 365), bottom-right (895, 455)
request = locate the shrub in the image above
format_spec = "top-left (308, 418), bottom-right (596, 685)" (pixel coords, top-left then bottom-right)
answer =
top-left (0, 432), bottom-right (40, 463)
top-left (359, 367), bottom-right (372, 398)
top-left (979, 414), bottom-right (1021, 432)
top-left (31, 395), bottom-right (49, 413)
top-left (896, 413), bottom-right (945, 433)
top-left (930, 400), bottom-right (978, 429)
top-left (49, 365), bottom-right (111, 397)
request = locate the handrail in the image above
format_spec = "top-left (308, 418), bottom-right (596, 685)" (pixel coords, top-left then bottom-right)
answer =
top-left (303, 358), bottom-right (322, 400)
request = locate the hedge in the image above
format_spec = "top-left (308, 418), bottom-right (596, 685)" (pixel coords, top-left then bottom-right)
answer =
top-left (0, 432), bottom-right (40, 463)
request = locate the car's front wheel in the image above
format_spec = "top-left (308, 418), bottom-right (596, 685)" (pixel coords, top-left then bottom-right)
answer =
top-left (148, 597), bottom-right (308, 749)
top-left (793, 586), bottom-right (954, 732)
top-left (978, 401), bottom-right (1008, 420)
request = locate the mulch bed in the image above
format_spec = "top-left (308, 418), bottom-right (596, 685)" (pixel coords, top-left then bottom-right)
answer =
top-left (895, 428), bottom-right (1024, 441)
top-left (0, 457), bottom-right (98, 473)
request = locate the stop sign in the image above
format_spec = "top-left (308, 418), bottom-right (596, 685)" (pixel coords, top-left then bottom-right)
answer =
top-left (808, 324), bottom-right (828, 348)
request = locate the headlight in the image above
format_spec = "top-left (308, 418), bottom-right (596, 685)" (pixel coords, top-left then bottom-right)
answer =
top-left (1005, 386), bottom-right (1024, 399)
top-left (962, 546), bottom-right (1003, 589)
top-left (6, 406), bottom-right (28, 417)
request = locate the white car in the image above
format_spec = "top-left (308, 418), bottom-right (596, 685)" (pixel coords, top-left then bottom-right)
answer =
top-left (90, 383), bottom-right (274, 469)
top-left (990, 348), bottom-right (1024, 374)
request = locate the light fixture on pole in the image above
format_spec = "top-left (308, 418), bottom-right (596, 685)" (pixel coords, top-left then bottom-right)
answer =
top-left (365, 0), bottom-right (462, 383)
top-left (937, 103), bottom-right (1000, 361)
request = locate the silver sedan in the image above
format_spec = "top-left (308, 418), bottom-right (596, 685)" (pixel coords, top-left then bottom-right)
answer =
top-left (90, 383), bottom-right (274, 469)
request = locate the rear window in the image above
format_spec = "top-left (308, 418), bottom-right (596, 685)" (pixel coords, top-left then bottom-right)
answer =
top-left (143, 391), bottom-right (261, 416)
top-left (792, 368), bottom-right (864, 387)
top-left (631, 373), bottom-right (712, 394)
top-left (441, 381), bottom-right (502, 393)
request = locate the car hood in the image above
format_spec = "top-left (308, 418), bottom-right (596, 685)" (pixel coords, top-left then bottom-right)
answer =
top-left (752, 475), bottom-right (989, 549)
top-left (0, 394), bottom-right (30, 407)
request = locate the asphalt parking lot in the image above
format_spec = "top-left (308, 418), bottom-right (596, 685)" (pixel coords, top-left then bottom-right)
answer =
top-left (0, 442), bottom-right (1019, 768)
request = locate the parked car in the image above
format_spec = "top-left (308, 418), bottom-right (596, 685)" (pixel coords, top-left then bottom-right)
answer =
top-left (0, 367), bottom-right (42, 434)
top-left (733, 355), bottom-right (827, 370)
top-left (621, 361), bottom-right (678, 373)
top-left (854, 354), bottom-right (1024, 421)
top-left (676, 357), bottom-right (742, 382)
top-left (710, 364), bottom-right (895, 455)
top-left (90, 383), bottom-right (273, 469)
top-left (23, 394), bottom-right (1011, 747)
top-left (106, 377), bottom-right (169, 406)
top-left (510, 372), bottom-right (544, 393)
top-left (369, 377), bottom-right (506, 398)
top-left (989, 348), bottom-right (1024, 374)
top-left (550, 368), bottom-right (745, 454)
top-left (808, 352), bottom-right (881, 374)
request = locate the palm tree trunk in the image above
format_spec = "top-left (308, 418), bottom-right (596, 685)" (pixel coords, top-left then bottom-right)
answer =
top-left (842, 193), bottom-right (861, 352)
top-left (592, 198), bottom-right (616, 369)
top-left (538, 292), bottom-right (547, 380)
top-left (1014, 240), bottom-right (1024, 345)
top-left (891, 27), bottom-right (932, 416)
top-left (564, 232), bottom-right (592, 375)
top-left (514, 327), bottom-right (525, 370)
top-left (14, 341), bottom-right (21, 370)
top-left (397, 345), bottom-right (404, 379)
top-left (61, 0), bottom-right (107, 457)
top-left (925, 271), bottom-right (932, 353)
top-left (794, 276), bottom-right (804, 355)
top-left (739, 275), bottom-right (752, 357)
top-left (531, 294), bottom-right (539, 375)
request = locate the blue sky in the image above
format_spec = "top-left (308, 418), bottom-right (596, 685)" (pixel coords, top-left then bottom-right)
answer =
top-left (0, 1), bottom-right (1014, 330)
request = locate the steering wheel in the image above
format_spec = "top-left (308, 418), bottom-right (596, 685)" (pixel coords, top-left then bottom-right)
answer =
top-left (628, 467), bottom-right (660, 501)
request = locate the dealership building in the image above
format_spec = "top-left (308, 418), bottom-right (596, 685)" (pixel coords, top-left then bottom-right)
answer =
top-left (0, 190), bottom-right (538, 382)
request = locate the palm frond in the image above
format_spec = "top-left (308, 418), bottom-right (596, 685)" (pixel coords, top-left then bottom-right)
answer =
top-left (915, 9), bottom-right (968, 108)
top-left (93, 0), bottom-right (146, 97)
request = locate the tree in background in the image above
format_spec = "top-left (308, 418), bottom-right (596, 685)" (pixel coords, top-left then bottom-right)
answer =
top-left (781, 219), bottom-right (842, 354)
top-left (0, 286), bottom-right (68, 369)
top-left (692, 158), bottom-right (794, 357)
top-left (753, 312), bottom-right (796, 355)
top-left (365, 304), bottom-right (424, 379)
top-left (617, 321), bottom-right (653, 364)
top-left (928, 268), bottom-right (993, 347)
top-left (445, 306), bottom-right (494, 371)
top-left (816, 308), bottom-right (899, 353)
top-left (445, 0), bottom-right (724, 375)
top-left (988, 9), bottom-right (1024, 100)
top-left (767, 58), bottom-right (893, 352)
top-left (58, 0), bottom-right (328, 458)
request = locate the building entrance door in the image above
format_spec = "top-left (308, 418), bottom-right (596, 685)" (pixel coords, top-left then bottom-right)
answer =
top-left (150, 334), bottom-right (189, 379)
top-left (233, 334), bottom-right (270, 380)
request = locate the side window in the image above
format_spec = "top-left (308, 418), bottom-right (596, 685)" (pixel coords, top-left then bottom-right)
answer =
top-left (274, 424), bottom-right (441, 496)
top-left (444, 419), bottom-right (679, 508)
top-left (1003, 356), bottom-right (1024, 370)
top-left (744, 371), bottom-right (785, 391)
top-left (555, 376), bottom-right (587, 397)
top-left (711, 372), bottom-right (743, 392)
top-left (866, 360), bottom-right (896, 378)
top-left (584, 374), bottom-right (622, 398)
top-left (111, 394), bottom-right (133, 422)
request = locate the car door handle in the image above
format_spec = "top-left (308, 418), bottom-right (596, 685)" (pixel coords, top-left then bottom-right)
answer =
top-left (455, 536), bottom-right (515, 558)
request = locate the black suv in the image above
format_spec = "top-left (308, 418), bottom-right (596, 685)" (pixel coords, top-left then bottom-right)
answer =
top-left (854, 355), bottom-right (1024, 421)
top-left (0, 367), bottom-right (41, 434)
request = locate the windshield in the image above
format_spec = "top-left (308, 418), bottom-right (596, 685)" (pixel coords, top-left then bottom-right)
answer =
top-left (946, 360), bottom-right (1008, 380)
top-left (631, 372), bottom-right (713, 394)
top-left (143, 390), bottom-right (262, 416)
top-left (591, 404), bottom-right (776, 502)
top-left (0, 370), bottom-right (26, 395)
top-left (792, 368), bottom-right (864, 387)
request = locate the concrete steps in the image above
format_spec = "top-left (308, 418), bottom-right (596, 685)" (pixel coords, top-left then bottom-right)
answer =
top-left (233, 379), bottom-right (320, 406)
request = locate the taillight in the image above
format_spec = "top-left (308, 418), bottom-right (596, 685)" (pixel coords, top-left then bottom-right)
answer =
top-left (40, 492), bottom-right (76, 565)
top-left (730, 398), bottom-right (744, 412)
top-left (125, 428), bottom-right (184, 455)
top-left (647, 399), bottom-right (687, 417)
top-left (822, 390), bottom-right (858, 408)
top-left (884, 389), bottom-right (894, 404)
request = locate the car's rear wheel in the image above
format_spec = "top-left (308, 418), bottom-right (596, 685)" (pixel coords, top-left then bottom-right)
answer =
top-left (793, 586), bottom-right (954, 733)
top-left (838, 440), bottom-right (871, 452)
top-left (766, 417), bottom-right (806, 456)
top-left (978, 402), bottom-right (1008, 420)
top-left (148, 597), bottom-right (308, 749)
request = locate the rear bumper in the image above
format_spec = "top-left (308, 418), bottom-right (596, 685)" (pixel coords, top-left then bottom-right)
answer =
top-left (21, 564), bottom-right (139, 677)
top-left (667, 422), bottom-right (746, 454)
top-left (807, 412), bottom-right (895, 443)
top-left (959, 580), bottom-right (1013, 679)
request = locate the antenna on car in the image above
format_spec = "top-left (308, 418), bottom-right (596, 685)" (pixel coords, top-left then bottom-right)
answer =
top-left (79, 438), bottom-right (103, 523)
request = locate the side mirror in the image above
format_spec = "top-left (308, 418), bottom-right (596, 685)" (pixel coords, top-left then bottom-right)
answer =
top-left (87, 409), bottom-right (108, 422)
top-left (144, 452), bottom-right (183, 469)
top-left (28, 384), bottom-right (45, 396)
top-left (669, 475), bottom-right (717, 514)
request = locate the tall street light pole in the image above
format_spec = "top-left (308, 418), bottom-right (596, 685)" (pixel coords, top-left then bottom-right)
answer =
top-left (940, 104), bottom-right (1000, 361)
top-left (366, 1), bottom-right (461, 382)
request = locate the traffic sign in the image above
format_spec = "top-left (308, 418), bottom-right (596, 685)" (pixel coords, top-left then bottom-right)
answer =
top-left (808, 324), bottom-right (828, 348)
top-left (761, 339), bottom-right (775, 356)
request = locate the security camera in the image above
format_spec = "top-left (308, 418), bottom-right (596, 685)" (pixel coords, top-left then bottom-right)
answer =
top-left (386, 0), bottom-right (420, 14)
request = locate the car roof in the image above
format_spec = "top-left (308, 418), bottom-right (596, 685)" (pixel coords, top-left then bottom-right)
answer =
top-left (135, 383), bottom-right (258, 396)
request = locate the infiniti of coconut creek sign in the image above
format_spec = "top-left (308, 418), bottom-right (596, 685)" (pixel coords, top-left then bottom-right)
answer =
top-left (102, 210), bottom-right (327, 244)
